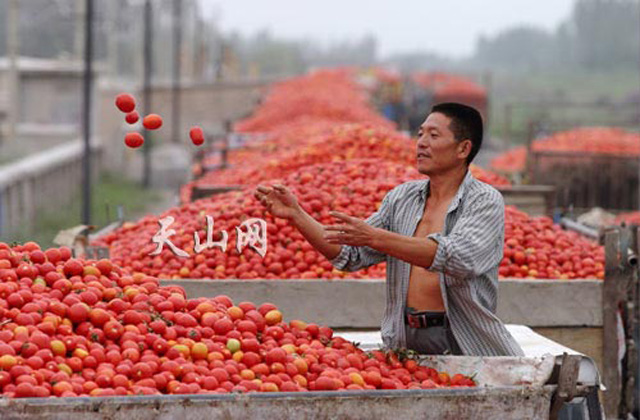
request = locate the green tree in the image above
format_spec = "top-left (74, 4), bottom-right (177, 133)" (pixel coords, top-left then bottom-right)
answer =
top-left (474, 26), bottom-right (557, 71)
top-left (571, 0), bottom-right (640, 70)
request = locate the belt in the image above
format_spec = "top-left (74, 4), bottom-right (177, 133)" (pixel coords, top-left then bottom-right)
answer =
top-left (405, 311), bottom-right (446, 329)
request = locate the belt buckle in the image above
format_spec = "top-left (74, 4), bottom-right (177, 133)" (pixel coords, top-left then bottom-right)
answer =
top-left (407, 314), bottom-right (420, 328)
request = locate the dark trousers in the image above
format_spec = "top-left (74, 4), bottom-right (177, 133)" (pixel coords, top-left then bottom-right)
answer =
top-left (404, 308), bottom-right (463, 355)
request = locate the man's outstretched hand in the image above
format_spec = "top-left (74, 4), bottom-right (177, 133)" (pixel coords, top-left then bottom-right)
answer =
top-left (255, 184), bottom-right (301, 219)
top-left (324, 211), bottom-right (378, 247)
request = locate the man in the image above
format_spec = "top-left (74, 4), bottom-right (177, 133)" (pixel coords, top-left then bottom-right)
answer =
top-left (255, 103), bottom-right (523, 356)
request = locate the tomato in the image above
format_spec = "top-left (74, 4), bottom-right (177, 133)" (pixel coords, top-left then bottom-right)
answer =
top-left (265, 348), bottom-right (286, 365)
top-left (264, 310), bottom-right (282, 325)
top-left (115, 93), bottom-right (136, 113)
top-left (63, 260), bottom-right (84, 278)
top-left (125, 111), bottom-right (139, 125)
top-left (142, 114), bottom-right (163, 130)
top-left (189, 126), bottom-right (205, 146)
top-left (68, 303), bottom-right (90, 324)
top-left (124, 132), bottom-right (144, 149)
top-left (103, 320), bottom-right (124, 341)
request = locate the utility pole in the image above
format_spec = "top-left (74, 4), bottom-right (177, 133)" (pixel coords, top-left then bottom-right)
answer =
top-left (171, 0), bottom-right (182, 144)
top-left (182, 4), bottom-right (193, 81)
top-left (106, 0), bottom-right (120, 79)
top-left (74, 0), bottom-right (85, 60)
top-left (142, 0), bottom-right (153, 188)
top-left (6, 0), bottom-right (20, 143)
top-left (81, 0), bottom-right (94, 225)
top-left (637, 6), bottom-right (640, 211)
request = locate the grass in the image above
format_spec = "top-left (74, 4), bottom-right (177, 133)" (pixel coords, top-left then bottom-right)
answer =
top-left (0, 156), bottom-right (13, 166)
top-left (1, 172), bottom-right (165, 249)
top-left (488, 69), bottom-right (640, 146)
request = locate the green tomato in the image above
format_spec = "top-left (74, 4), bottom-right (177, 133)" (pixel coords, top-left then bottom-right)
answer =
top-left (226, 338), bottom-right (241, 353)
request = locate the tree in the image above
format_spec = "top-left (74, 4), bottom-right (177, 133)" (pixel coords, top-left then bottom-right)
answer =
top-left (571, 0), bottom-right (640, 70)
top-left (474, 26), bottom-right (557, 71)
top-left (471, 0), bottom-right (640, 72)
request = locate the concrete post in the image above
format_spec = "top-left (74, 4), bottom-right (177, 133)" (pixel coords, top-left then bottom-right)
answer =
top-left (107, 0), bottom-right (119, 79)
top-left (75, 0), bottom-right (85, 60)
top-left (6, 0), bottom-right (20, 142)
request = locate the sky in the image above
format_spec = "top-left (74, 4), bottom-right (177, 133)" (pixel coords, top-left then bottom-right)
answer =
top-left (199, 0), bottom-right (576, 58)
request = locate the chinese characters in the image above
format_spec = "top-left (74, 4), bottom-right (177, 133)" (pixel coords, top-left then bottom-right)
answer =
top-left (150, 215), bottom-right (268, 258)
top-left (236, 218), bottom-right (267, 257)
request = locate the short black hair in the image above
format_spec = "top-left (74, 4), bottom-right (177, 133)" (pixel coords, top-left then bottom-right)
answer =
top-left (430, 102), bottom-right (483, 165)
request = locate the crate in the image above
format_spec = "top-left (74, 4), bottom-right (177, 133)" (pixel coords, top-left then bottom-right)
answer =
top-left (496, 184), bottom-right (556, 217)
top-left (529, 151), bottom-right (639, 211)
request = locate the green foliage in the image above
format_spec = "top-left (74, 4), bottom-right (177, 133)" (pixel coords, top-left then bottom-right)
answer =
top-left (476, 26), bottom-right (559, 70)
top-left (228, 30), bottom-right (378, 78)
top-left (1, 172), bottom-right (163, 249)
top-left (488, 69), bottom-right (640, 144)
top-left (473, 0), bottom-right (640, 72)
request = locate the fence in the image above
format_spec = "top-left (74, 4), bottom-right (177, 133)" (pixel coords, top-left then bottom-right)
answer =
top-left (0, 140), bottom-right (101, 238)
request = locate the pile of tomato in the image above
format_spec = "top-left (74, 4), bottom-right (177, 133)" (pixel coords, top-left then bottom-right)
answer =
top-left (183, 122), bottom-right (420, 203)
top-left (93, 67), bottom-right (606, 281)
top-left (98, 157), bottom-right (604, 281)
top-left (97, 159), bottom-right (423, 280)
top-left (411, 72), bottom-right (487, 99)
top-left (614, 211), bottom-right (640, 226)
top-left (234, 69), bottom-right (394, 133)
top-left (183, 72), bottom-right (509, 202)
top-left (489, 146), bottom-right (527, 175)
top-left (500, 207), bottom-right (604, 279)
top-left (491, 127), bottom-right (640, 174)
top-left (0, 242), bottom-right (474, 398)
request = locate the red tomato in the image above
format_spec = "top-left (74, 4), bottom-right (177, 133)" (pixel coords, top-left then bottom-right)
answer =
top-left (142, 114), bottom-right (163, 130)
top-left (124, 132), bottom-right (144, 149)
top-left (115, 93), bottom-right (136, 113)
top-left (125, 111), bottom-right (139, 124)
top-left (189, 126), bottom-right (205, 145)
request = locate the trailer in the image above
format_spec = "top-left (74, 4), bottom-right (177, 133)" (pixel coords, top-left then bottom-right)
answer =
top-left (0, 325), bottom-right (601, 420)
top-left (83, 220), bottom-right (638, 419)
top-left (341, 326), bottom-right (602, 419)
top-left (0, 385), bottom-right (558, 420)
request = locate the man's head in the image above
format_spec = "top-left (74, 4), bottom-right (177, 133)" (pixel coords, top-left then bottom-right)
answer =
top-left (416, 102), bottom-right (483, 175)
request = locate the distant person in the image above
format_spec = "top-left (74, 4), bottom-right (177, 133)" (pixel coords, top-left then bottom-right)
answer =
top-left (256, 103), bottom-right (522, 356)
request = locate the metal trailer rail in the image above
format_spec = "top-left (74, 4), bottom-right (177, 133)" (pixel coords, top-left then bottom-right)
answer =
top-left (0, 386), bottom-right (556, 420)
top-left (0, 347), bottom-right (599, 419)
top-left (340, 328), bottom-right (603, 420)
top-left (0, 331), bottom-right (602, 419)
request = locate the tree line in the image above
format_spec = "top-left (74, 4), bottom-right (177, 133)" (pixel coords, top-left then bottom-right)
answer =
top-left (0, 0), bottom-right (637, 78)
top-left (473, 0), bottom-right (640, 72)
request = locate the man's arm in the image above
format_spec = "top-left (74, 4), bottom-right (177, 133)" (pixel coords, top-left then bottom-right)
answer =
top-left (370, 230), bottom-right (439, 268)
top-left (291, 206), bottom-right (390, 272)
top-left (327, 190), bottom-right (504, 278)
top-left (326, 213), bottom-right (438, 268)
top-left (323, 192), bottom-right (395, 272)
top-left (290, 208), bottom-right (342, 261)
top-left (256, 183), bottom-right (392, 272)
top-left (255, 184), bottom-right (342, 260)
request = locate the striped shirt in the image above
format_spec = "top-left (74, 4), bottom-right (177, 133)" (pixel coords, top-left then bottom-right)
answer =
top-left (331, 170), bottom-right (524, 356)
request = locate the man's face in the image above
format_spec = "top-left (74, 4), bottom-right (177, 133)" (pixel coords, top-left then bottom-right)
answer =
top-left (416, 112), bottom-right (470, 176)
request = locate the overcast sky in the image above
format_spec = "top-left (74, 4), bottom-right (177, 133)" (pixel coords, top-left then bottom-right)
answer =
top-left (199, 0), bottom-right (576, 58)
